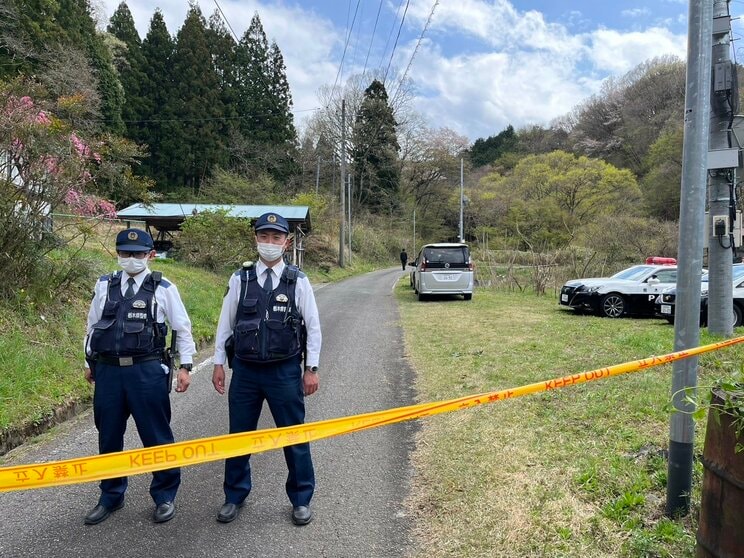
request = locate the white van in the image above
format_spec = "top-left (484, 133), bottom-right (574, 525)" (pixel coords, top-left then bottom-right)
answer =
top-left (410, 243), bottom-right (473, 301)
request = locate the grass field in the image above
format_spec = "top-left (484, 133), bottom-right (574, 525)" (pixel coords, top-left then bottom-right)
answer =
top-left (397, 284), bottom-right (744, 558)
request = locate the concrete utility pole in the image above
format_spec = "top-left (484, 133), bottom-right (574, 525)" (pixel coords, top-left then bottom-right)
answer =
top-left (708, 0), bottom-right (736, 335)
top-left (339, 99), bottom-right (346, 268)
top-left (315, 157), bottom-right (320, 195)
top-left (666, 0), bottom-right (713, 518)
top-left (348, 174), bottom-right (352, 263)
top-left (459, 157), bottom-right (464, 242)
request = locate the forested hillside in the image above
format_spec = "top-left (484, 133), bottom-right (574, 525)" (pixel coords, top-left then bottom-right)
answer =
top-left (2, 1), bottom-right (740, 300)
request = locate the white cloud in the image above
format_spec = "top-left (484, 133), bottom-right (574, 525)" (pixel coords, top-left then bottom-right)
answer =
top-left (621, 8), bottom-right (651, 18)
top-left (587, 27), bottom-right (686, 74)
top-left (95, 0), bottom-right (690, 141)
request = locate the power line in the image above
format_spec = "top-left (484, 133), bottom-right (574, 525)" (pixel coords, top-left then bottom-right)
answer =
top-left (362, 0), bottom-right (385, 77)
top-left (391, 0), bottom-right (439, 104)
top-left (107, 107), bottom-right (320, 124)
top-left (379, 0), bottom-right (406, 75)
top-left (383, 0), bottom-right (411, 86)
top-left (329, 0), bottom-right (362, 105)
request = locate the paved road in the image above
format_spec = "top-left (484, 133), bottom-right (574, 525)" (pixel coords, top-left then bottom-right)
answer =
top-left (0, 268), bottom-right (417, 558)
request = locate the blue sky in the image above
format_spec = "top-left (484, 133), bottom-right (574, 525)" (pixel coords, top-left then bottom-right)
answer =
top-left (95, 0), bottom-right (717, 142)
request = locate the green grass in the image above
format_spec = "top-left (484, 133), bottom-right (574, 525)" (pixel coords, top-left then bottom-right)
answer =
top-left (0, 251), bottom-right (226, 436)
top-left (397, 284), bottom-right (744, 558)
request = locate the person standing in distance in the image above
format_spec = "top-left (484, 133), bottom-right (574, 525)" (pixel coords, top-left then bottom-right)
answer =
top-left (212, 212), bottom-right (321, 526)
top-left (400, 249), bottom-right (408, 271)
top-left (83, 228), bottom-right (196, 525)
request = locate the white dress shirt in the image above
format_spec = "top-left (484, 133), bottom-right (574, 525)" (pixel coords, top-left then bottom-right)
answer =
top-left (213, 260), bottom-right (322, 368)
top-left (84, 268), bottom-right (196, 365)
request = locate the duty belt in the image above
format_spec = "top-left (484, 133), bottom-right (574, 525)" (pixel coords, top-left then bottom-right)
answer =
top-left (96, 353), bottom-right (162, 367)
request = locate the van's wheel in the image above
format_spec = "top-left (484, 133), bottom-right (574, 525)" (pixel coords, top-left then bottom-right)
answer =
top-left (600, 293), bottom-right (625, 318)
top-left (464, 293), bottom-right (472, 300)
top-left (734, 304), bottom-right (743, 327)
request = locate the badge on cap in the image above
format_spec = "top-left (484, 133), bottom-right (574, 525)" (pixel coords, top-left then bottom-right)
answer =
top-left (276, 294), bottom-right (288, 303)
top-left (268, 214), bottom-right (277, 223)
top-left (132, 299), bottom-right (146, 309)
top-left (128, 231), bottom-right (138, 241)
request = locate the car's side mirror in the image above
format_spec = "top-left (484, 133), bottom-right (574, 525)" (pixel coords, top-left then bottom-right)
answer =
top-left (647, 277), bottom-right (660, 285)
top-left (408, 262), bottom-right (415, 267)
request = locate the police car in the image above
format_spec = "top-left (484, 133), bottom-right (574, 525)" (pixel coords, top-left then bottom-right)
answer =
top-left (655, 264), bottom-right (744, 326)
top-left (559, 258), bottom-right (678, 318)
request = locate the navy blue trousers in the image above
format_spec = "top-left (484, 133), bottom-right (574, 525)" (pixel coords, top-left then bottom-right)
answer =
top-left (93, 360), bottom-right (179, 507)
top-left (224, 355), bottom-right (315, 507)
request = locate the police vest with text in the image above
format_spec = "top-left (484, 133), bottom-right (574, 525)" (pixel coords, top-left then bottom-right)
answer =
top-left (88, 272), bottom-right (167, 358)
top-left (232, 264), bottom-right (304, 363)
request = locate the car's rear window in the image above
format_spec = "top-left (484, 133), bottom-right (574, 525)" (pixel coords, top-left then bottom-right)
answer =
top-left (423, 246), bottom-right (469, 264)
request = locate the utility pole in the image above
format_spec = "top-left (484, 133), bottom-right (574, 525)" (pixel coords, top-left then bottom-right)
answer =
top-left (708, 0), bottom-right (736, 335)
top-left (339, 99), bottom-right (346, 267)
top-left (413, 208), bottom-right (416, 256)
top-left (348, 174), bottom-right (352, 263)
top-left (666, 0), bottom-right (713, 518)
top-left (315, 157), bottom-right (320, 195)
top-left (459, 157), bottom-right (464, 242)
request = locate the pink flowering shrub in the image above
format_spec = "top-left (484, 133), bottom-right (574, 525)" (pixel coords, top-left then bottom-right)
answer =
top-left (64, 187), bottom-right (117, 218)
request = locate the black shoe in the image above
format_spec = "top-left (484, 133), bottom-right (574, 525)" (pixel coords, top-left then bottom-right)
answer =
top-left (291, 505), bottom-right (313, 526)
top-left (153, 501), bottom-right (176, 523)
top-left (217, 501), bottom-right (244, 523)
top-left (84, 500), bottom-right (124, 525)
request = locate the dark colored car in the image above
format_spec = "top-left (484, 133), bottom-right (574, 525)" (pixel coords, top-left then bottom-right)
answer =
top-left (655, 264), bottom-right (744, 327)
top-left (560, 264), bottom-right (678, 318)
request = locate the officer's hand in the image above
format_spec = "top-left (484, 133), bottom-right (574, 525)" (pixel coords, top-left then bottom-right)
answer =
top-left (175, 368), bottom-right (191, 393)
top-left (303, 369), bottom-right (319, 396)
top-left (84, 367), bottom-right (94, 385)
top-left (213, 364), bottom-right (226, 395)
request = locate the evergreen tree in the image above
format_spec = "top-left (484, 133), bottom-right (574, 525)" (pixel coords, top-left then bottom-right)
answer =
top-left (351, 79), bottom-right (400, 212)
top-left (140, 10), bottom-right (175, 186)
top-left (1, 0), bottom-right (124, 131)
top-left (166, 4), bottom-right (225, 191)
top-left (236, 13), bottom-right (272, 145)
top-left (469, 125), bottom-right (518, 168)
top-left (233, 13), bottom-right (298, 183)
top-left (57, 0), bottom-right (124, 133)
top-left (268, 41), bottom-right (296, 145)
top-left (108, 2), bottom-right (148, 141)
top-left (207, 11), bottom-right (239, 161)
top-left (0, 0), bottom-right (59, 78)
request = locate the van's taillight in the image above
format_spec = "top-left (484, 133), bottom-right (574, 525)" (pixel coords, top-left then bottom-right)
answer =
top-left (468, 261), bottom-right (474, 271)
top-left (420, 261), bottom-right (427, 272)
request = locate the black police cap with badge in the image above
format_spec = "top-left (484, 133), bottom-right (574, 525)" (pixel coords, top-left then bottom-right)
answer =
top-left (254, 212), bottom-right (289, 234)
top-left (116, 228), bottom-right (154, 252)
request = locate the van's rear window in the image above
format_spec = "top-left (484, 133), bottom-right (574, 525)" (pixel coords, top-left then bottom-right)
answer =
top-left (423, 247), bottom-right (468, 264)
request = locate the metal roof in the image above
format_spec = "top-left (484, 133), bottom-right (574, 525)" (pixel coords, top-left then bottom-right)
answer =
top-left (117, 203), bottom-right (311, 231)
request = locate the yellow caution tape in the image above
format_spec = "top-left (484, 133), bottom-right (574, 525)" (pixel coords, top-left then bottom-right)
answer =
top-left (2, 336), bottom-right (743, 492)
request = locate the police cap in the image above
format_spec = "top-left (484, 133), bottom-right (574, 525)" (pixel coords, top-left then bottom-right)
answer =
top-left (254, 212), bottom-right (289, 234)
top-left (116, 228), bottom-right (154, 252)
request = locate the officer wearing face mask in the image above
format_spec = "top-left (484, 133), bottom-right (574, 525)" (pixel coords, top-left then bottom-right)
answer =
top-left (212, 212), bottom-right (322, 526)
top-left (83, 228), bottom-right (196, 526)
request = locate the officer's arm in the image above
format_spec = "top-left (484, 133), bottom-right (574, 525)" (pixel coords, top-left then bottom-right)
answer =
top-left (83, 279), bottom-right (105, 377)
top-left (159, 283), bottom-right (196, 366)
top-left (297, 277), bottom-right (321, 368)
top-left (213, 274), bottom-right (240, 366)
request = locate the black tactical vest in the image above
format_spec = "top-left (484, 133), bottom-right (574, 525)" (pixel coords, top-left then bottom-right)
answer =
top-left (88, 271), bottom-right (167, 357)
top-left (232, 264), bottom-right (304, 363)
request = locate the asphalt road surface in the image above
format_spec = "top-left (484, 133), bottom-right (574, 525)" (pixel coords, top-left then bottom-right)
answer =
top-left (0, 267), bottom-right (417, 558)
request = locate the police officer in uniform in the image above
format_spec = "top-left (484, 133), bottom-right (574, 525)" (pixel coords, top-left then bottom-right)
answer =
top-left (212, 212), bottom-right (321, 525)
top-left (83, 228), bottom-right (196, 525)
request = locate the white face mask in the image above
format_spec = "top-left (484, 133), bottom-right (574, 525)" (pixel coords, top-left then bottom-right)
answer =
top-left (257, 242), bottom-right (284, 262)
top-left (118, 256), bottom-right (148, 275)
